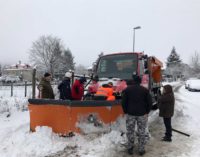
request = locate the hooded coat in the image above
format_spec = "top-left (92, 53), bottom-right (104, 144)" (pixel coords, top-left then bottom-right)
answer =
top-left (158, 85), bottom-right (175, 118)
top-left (121, 82), bottom-right (152, 116)
top-left (58, 78), bottom-right (71, 100)
top-left (38, 77), bottom-right (54, 99)
top-left (71, 79), bottom-right (85, 100)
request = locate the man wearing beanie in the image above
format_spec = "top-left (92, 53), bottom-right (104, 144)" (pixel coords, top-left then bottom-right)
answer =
top-left (121, 75), bottom-right (152, 156)
top-left (38, 72), bottom-right (55, 99)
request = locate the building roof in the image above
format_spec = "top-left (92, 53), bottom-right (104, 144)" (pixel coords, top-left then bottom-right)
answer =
top-left (6, 61), bottom-right (32, 70)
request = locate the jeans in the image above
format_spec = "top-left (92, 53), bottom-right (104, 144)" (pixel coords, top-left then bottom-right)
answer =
top-left (163, 117), bottom-right (172, 138)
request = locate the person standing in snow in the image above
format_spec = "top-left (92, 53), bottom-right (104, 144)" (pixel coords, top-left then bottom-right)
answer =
top-left (71, 77), bottom-right (86, 100)
top-left (58, 72), bottom-right (72, 100)
top-left (158, 84), bottom-right (175, 142)
top-left (121, 75), bottom-right (152, 156)
top-left (38, 72), bottom-right (55, 99)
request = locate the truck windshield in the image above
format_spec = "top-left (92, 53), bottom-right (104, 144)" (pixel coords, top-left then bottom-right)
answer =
top-left (96, 53), bottom-right (138, 80)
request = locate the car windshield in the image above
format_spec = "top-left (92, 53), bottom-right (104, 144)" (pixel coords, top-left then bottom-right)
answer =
top-left (96, 53), bottom-right (138, 80)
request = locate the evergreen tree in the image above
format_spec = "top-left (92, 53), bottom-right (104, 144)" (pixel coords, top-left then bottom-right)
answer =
top-left (61, 48), bottom-right (75, 71)
top-left (54, 48), bottom-right (75, 78)
top-left (165, 47), bottom-right (183, 81)
top-left (166, 46), bottom-right (181, 67)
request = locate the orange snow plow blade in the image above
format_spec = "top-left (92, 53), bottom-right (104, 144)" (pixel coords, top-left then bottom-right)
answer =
top-left (28, 99), bottom-right (124, 135)
top-left (29, 99), bottom-right (71, 135)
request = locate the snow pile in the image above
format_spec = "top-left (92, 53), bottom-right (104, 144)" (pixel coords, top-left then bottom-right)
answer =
top-left (0, 97), bottom-right (28, 115)
top-left (0, 112), bottom-right (68, 157)
top-left (77, 115), bottom-right (126, 135)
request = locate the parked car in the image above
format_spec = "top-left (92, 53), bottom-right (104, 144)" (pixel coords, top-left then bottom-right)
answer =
top-left (185, 78), bottom-right (198, 89)
top-left (0, 75), bottom-right (20, 83)
top-left (187, 79), bottom-right (200, 91)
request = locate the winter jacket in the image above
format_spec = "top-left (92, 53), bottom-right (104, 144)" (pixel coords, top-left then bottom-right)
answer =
top-left (158, 85), bottom-right (175, 118)
top-left (38, 78), bottom-right (54, 99)
top-left (71, 79), bottom-right (85, 100)
top-left (58, 78), bottom-right (71, 100)
top-left (121, 84), bottom-right (152, 116)
top-left (95, 86), bottom-right (115, 101)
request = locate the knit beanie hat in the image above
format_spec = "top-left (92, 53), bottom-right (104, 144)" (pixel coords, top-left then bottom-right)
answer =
top-left (65, 72), bottom-right (72, 78)
top-left (44, 72), bottom-right (51, 77)
top-left (132, 75), bottom-right (141, 84)
top-left (79, 77), bottom-right (86, 83)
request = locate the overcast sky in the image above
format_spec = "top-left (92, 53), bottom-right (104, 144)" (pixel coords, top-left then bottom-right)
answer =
top-left (0, 0), bottom-right (200, 67)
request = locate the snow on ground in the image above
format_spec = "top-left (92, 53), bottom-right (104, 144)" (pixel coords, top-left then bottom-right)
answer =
top-left (0, 82), bottom-right (200, 157)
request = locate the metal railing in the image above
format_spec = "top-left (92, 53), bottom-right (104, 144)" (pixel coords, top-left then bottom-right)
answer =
top-left (0, 81), bottom-right (33, 97)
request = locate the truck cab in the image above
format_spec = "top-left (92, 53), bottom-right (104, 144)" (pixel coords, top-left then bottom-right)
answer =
top-left (94, 52), bottom-right (163, 103)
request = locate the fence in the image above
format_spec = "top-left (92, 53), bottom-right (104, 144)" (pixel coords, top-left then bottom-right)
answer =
top-left (0, 69), bottom-right (90, 98)
top-left (0, 81), bottom-right (60, 98)
top-left (0, 82), bottom-right (34, 98)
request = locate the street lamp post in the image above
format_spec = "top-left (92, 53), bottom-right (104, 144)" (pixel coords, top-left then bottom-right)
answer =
top-left (133, 26), bottom-right (141, 52)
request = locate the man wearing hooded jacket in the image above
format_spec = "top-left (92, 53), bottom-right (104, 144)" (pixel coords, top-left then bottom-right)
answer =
top-left (71, 77), bottom-right (86, 100)
top-left (58, 72), bottom-right (72, 100)
top-left (121, 75), bottom-right (152, 156)
top-left (158, 84), bottom-right (175, 142)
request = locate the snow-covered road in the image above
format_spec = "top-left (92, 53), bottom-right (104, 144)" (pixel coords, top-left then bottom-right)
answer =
top-left (0, 82), bottom-right (200, 157)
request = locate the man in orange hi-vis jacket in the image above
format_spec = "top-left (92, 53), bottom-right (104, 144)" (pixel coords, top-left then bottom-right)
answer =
top-left (95, 82), bottom-right (115, 101)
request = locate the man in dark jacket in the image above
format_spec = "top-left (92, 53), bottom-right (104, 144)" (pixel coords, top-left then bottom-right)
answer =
top-left (121, 75), bottom-right (152, 156)
top-left (158, 84), bottom-right (175, 142)
top-left (58, 72), bottom-right (72, 100)
top-left (38, 72), bottom-right (54, 99)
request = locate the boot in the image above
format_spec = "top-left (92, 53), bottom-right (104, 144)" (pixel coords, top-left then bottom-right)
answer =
top-left (162, 136), bottom-right (172, 142)
top-left (139, 150), bottom-right (146, 156)
top-left (127, 147), bottom-right (133, 155)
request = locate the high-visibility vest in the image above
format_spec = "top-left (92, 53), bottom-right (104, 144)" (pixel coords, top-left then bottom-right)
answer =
top-left (96, 87), bottom-right (115, 101)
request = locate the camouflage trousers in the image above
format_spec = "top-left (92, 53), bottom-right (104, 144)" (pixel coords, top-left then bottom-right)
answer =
top-left (126, 114), bottom-right (147, 151)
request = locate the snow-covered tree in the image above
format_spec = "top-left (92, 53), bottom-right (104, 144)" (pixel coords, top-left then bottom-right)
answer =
top-left (190, 51), bottom-right (200, 75)
top-left (75, 64), bottom-right (87, 75)
top-left (166, 46), bottom-right (181, 67)
top-left (165, 47), bottom-right (183, 81)
top-left (62, 48), bottom-right (75, 71)
top-left (29, 35), bottom-right (75, 78)
top-left (55, 48), bottom-right (75, 76)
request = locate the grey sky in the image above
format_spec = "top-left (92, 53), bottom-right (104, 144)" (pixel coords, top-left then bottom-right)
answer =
top-left (0, 0), bottom-right (200, 67)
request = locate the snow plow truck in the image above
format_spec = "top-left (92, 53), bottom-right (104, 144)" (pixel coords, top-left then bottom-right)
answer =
top-left (28, 52), bottom-right (163, 135)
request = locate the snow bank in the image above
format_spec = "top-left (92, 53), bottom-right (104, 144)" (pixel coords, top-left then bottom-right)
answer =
top-left (0, 97), bottom-right (28, 115)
